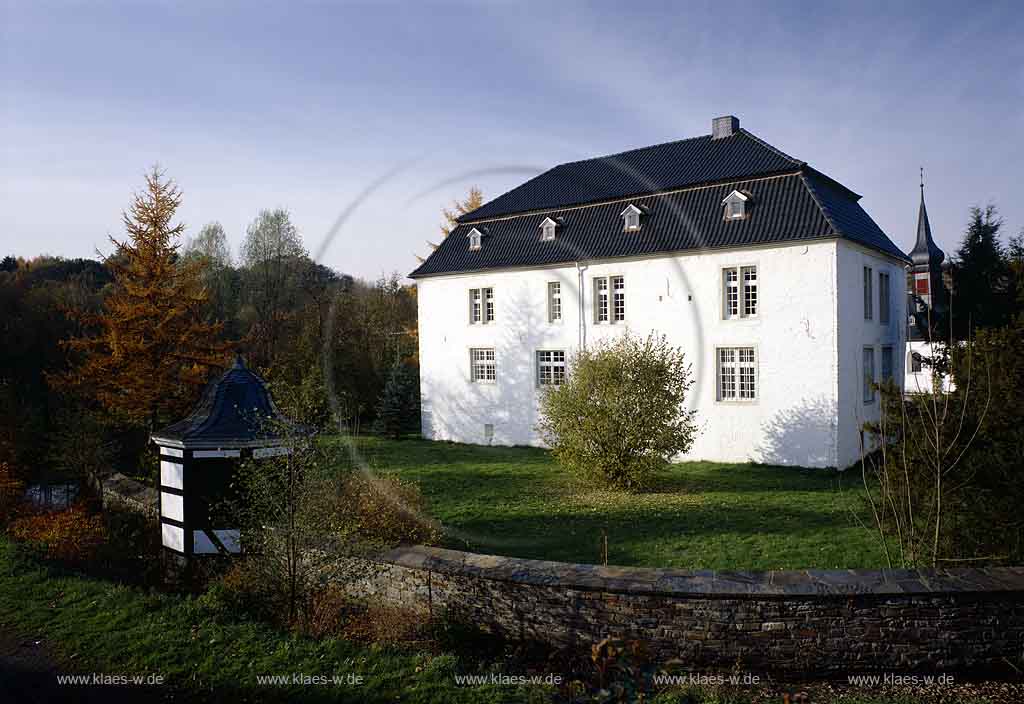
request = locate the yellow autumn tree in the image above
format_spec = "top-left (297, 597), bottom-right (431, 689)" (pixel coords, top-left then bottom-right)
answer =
top-left (439, 186), bottom-right (483, 238)
top-left (55, 167), bottom-right (230, 431)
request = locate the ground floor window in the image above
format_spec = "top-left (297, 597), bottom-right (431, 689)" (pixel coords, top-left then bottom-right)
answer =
top-left (863, 346), bottom-right (875, 403)
top-left (717, 347), bottom-right (756, 401)
top-left (881, 345), bottom-right (894, 384)
top-left (470, 348), bottom-right (495, 383)
top-left (536, 350), bottom-right (566, 386)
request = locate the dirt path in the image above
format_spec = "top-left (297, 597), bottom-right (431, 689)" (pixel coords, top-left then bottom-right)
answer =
top-left (0, 624), bottom-right (171, 703)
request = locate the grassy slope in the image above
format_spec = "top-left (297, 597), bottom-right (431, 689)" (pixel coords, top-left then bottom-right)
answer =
top-left (0, 538), bottom-right (533, 704)
top-left (328, 437), bottom-right (884, 571)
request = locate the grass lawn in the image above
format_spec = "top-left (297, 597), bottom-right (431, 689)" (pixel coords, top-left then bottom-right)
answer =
top-left (0, 538), bottom-right (536, 704)
top-left (326, 436), bottom-right (884, 571)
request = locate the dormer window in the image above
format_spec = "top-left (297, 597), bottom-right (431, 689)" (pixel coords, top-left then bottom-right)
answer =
top-left (621, 204), bottom-right (643, 232)
top-left (722, 190), bottom-right (750, 221)
top-left (539, 217), bottom-right (559, 241)
top-left (467, 227), bottom-right (483, 251)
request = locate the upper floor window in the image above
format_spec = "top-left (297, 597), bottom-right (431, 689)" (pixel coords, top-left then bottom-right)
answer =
top-left (547, 281), bottom-right (562, 322)
top-left (469, 287), bottom-right (494, 324)
top-left (721, 190), bottom-right (750, 221)
top-left (723, 265), bottom-right (757, 319)
top-left (620, 204), bottom-right (643, 232)
top-left (593, 275), bottom-right (625, 323)
top-left (470, 348), bottom-right (495, 383)
top-left (879, 272), bottom-right (891, 325)
top-left (540, 217), bottom-right (559, 241)
top-left (536, 350), bottom-right (566, 387)
top-left (467, 228), bottom-right (483, 251)
top-left (863, 266), bottom-right (874, 320)
top-left (718, 347), bottom-right (757, 401)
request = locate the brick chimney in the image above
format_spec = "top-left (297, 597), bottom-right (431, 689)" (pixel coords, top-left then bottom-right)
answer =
top-left (712, 115), bottom-right (739, 139)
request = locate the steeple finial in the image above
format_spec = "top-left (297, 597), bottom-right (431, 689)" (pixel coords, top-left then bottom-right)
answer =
top-left (920, 166), bottom-right (924, 191)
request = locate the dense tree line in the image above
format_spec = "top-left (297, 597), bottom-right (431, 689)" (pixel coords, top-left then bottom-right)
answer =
top-left (0, 169), bottom-right (418, 484)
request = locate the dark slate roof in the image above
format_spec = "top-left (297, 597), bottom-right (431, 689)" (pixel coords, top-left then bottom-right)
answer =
top-left (411, 128), bottom-right (906, 279)
top-left (458, 129), bottom-right (814, 222)
top-left (151, 355), bottom-right (308, 449)
top-left (412, 176), bottom-right (907, 279)
top-left (908, 185), bottom-right (944, 267)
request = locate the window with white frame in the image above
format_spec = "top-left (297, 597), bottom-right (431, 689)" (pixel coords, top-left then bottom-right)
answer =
top-left (722, 190), bottom-right (749, 220)
top-left (863, 266), bottom-right (873, 320)
top-left (723, 266), bottom-right (757, 319)
top-left (484, 287), bottom-right (494, 322)
top-left (717, 347), bottom-right (757, 401)
top-left (863, 346), bottom-right (875, 403)
top-left (594, 277), bottom-right (609, 323)
top-left (469, 287), bottom-right (494, 324)
top-left (469, 288), bottom-right (482, 324)
top-left (593, 275), bottom-right (624, 323)
top-left (547, 281), bottom-right (562, 322)
top-left (881, 345), bottom-right (894, 383)
top-left (536, 350), bottom-right (566, 386)
top-left (879, 271), bottom-right (890, 325)
top-left (470, 348), bottom-right (495, 382)
top-left (621, 204), bottom-right (642, 232)
top-left (612, 275), bottom-right (625, 322)
top-left (540, 217), bottom-right (558, 241)
top-left (468, 228), bottom-right (483, 250)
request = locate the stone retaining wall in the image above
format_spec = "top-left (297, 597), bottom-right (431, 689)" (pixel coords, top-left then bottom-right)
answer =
top-left (101, 477), bottom-right (1024, 675)
top-left (355, 546), bottom-right (1024, 676)
top-left (102, 473), bottom-right (158, 518)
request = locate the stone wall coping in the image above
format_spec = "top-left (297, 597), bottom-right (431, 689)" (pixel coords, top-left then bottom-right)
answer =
top-left (378, 545), bottom-right (1024, 598)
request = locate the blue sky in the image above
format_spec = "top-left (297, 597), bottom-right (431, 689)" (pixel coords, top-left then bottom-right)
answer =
top-left (2, 1), bottom-right (1022, 279)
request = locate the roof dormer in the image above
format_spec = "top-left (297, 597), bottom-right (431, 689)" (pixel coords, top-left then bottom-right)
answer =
top-left (620, 204), bottom-right (644, 232)
top-left (539, 217), bottom-right (560, 241)
top-left (721, 190), bottom-right (751, 221)
top-left (467, 227), bottom-right (485, 251)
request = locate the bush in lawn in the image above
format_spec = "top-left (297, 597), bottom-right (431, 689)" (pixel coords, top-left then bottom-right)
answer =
top-left (538, 332), bottom-right (698, 491)
top-left (339, 472), bottom-right (442, 547)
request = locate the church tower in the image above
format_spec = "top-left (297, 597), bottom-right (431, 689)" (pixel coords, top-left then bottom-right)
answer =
top-left (907, 170), bottom-right (947, 342)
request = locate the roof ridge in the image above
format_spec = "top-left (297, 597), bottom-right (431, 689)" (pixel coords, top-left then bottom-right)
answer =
top-left (737, 128), bottom-right (804, 167)
top-left (799, 171), bottom-right (840, 237)
top-left (552, 131), bottom-right (712, 169)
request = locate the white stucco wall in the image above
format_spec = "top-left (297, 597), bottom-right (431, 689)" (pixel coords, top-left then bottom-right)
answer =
top-left (904, 340), bottom-right (955, 394)
top-left (834, 241), bottom-right (907, 469)
top-left (417, 239), bottom-right (864, 468)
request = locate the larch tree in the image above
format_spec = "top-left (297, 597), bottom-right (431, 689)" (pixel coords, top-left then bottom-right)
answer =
top-left (56, 167), bottom-right (229, 432)
top-left (439, 186), bottom-right (483, 238)
top-left (416, 186), bottom-right (484, 263)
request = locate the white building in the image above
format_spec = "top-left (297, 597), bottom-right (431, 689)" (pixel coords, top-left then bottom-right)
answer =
top-left (411, 116), bottom-right (909, 469)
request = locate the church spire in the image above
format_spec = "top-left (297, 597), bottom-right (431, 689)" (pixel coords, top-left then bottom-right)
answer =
top-left (909, 168), bottom-right (944, 268)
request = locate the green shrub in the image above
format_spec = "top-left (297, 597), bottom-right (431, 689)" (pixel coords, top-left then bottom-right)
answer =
top-left (537, 333), bottom-right (698, 491)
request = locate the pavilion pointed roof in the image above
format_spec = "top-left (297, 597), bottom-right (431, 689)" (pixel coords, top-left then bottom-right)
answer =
top-left (151, 355), bottom-right (309, 449)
